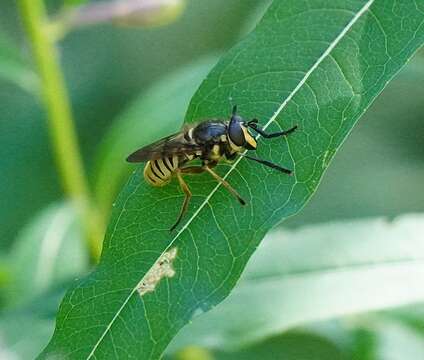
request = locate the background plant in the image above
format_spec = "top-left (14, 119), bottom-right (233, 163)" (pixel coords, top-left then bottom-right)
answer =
top-left (0, 0), bottom-right (424, 359)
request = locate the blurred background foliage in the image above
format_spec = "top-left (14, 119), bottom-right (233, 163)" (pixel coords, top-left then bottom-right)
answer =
top-left (0, 0), bottom-right (424, 359)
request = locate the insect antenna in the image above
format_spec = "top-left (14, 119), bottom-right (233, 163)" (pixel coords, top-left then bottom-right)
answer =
top-left (241, 154), bottom-right (292, 175)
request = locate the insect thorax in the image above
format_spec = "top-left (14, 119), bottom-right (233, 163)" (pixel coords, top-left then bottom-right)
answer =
top-left (143, 121), bottom-right (247, 187)
top-left (191, 121), bottom-right (242, 160)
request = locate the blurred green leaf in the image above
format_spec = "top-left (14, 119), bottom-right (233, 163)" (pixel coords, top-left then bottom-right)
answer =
top-left (371, 318), bottom-right (424, 360)
top-left (41, 1), bottom-right (424, 358)
top-left (0, 256), bottom-right (11, 307)
top-left (0, 257), bottom-right (9, 287)
top-left (0, 31), bottom-right (38, 94)
top-left (5, 202), bottom-right (89, 307)
top-left (302, 320), bottom-right (360, 358)
top-left (380, 304), bottom-right (424, 338)
top-left (346, 327), bottom-right (376, 360)
top-left (0, 315), bottom-right (52, 360)
top-left (170, 331), bottom-right (347, 360)
top-left (211, 332), bottom-right (345, 360)
top-left (0, 284), bottom-right (68, 360)
top-left (172, 346), bottom-right (215, 360)
top-left (93, 56), bottom-right (216, 215)
top-left (169, 214), bottom-right (424, 352)
top-left (64, 0), bottom-right (88, 6)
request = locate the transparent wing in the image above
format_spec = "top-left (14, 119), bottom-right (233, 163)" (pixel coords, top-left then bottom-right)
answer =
top-left (126, 131), bottom-right (203, 162)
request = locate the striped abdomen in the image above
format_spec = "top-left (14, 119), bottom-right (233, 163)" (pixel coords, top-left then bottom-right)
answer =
top-left (144, 155), bottom-right (179, 187)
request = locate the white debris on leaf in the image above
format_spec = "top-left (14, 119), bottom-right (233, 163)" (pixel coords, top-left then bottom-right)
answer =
top-left (137, 247), bottom-right (178, 296)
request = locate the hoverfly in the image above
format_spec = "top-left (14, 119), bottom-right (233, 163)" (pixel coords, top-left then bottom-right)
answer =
top-left (127, 106), bottom-right (297, 231)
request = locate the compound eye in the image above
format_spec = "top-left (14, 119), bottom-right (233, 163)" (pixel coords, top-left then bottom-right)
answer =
top-left (228, 117), bottom-right (245, 146)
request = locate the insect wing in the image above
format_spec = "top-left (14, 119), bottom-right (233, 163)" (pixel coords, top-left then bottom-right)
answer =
top-left (126, 132), bottom-right (201, 162)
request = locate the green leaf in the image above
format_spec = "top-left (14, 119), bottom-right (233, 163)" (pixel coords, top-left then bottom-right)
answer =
top-left (41, 1), bottom-right (424, 358)
top-left (5, 202), bottom-right (89, 307)
top-left (210, 331), bottom-right (345, 360)
top-left (0, 31), bottom-right (38, 94)
top-left (169, 214), bottom-right (424, 352)
top-left (93, 57), bottom-right (216, 215)
top-left (286, 52), bottom-right (424, 226)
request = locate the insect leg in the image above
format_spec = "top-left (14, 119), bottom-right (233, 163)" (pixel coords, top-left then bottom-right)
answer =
top-left (170, 170), bottom-right (192, 232)
top-left (249, 123), bottom-right (298, 138)
top-left (180, 160), bottom-right (218, 174)
top-left (203, 166), bottom-right (246, 205)
top-left (180, 166), bottom-right (206, 174)
top-left (242, 154), bottom-right (292, 175)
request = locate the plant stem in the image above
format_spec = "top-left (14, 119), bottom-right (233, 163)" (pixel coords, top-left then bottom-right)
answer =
top-left (18, 0), bottom-right (103, 261)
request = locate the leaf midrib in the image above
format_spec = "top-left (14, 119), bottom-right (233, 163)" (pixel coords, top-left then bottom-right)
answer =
top-left (86, 1), bottom-right (376, 358)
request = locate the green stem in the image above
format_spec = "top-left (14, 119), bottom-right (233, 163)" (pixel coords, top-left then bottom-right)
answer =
top-left (18, 0), bottom-right (103, 261)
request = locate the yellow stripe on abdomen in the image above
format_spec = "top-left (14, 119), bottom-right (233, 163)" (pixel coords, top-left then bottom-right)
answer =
top-left (144, 156), bottom-right (178, 187)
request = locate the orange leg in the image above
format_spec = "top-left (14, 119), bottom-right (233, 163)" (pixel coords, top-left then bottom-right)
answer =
top-left (171, 165), bottom-right (246, 231)
top-left (170, 170), bottom-right (192, 232)
top-left (182, 164), bottom-right (246, 205)
top-left (203, 166), bottom-right (246, 205)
